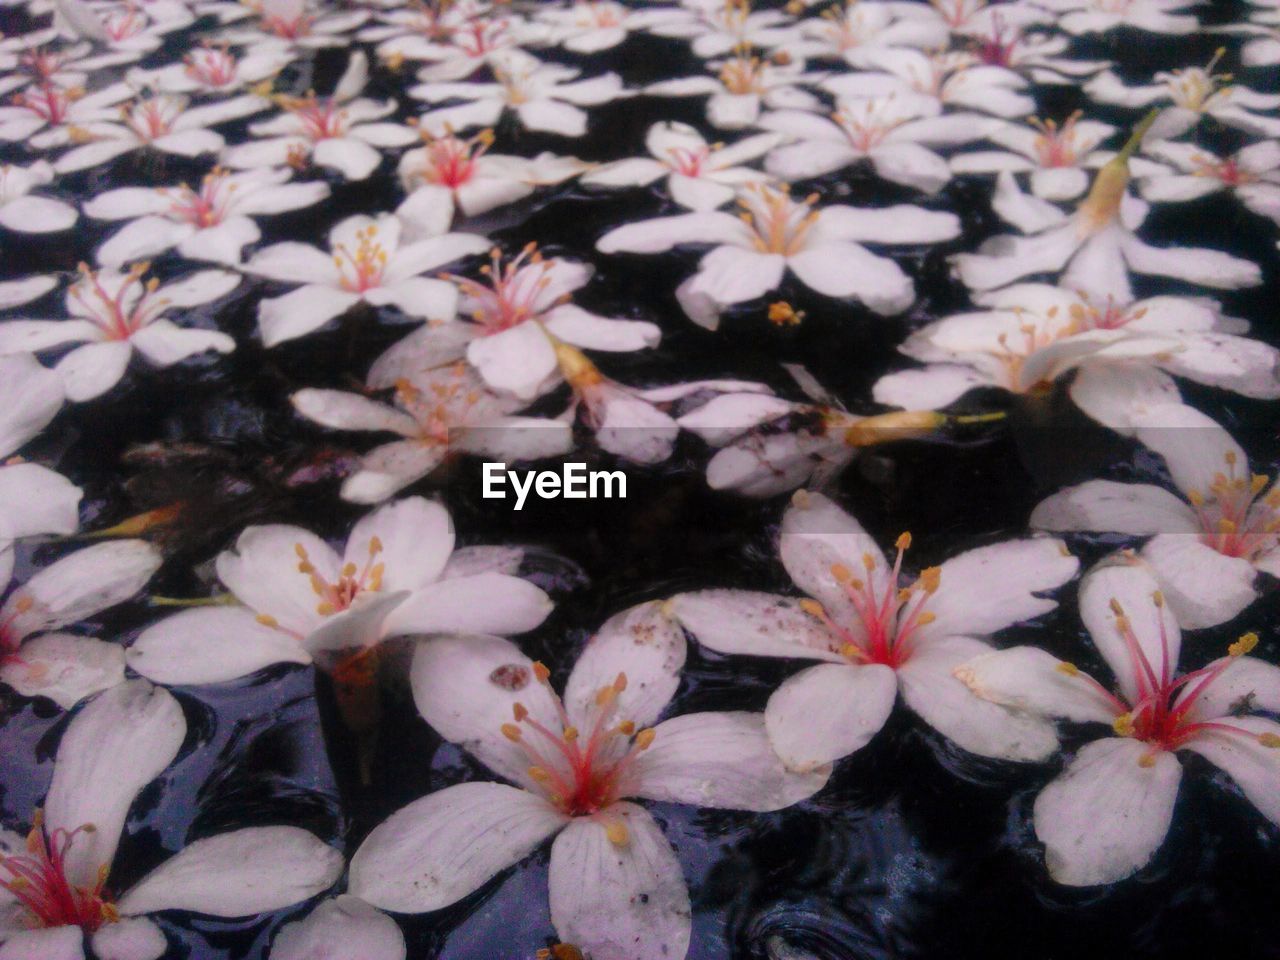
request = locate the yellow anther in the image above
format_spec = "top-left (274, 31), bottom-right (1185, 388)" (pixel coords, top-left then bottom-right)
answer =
top-left (1109, 598), bottom-right (1126, 617)
top-left (1187, 489), bottom-right (1205, 507)
top-left (1112, 713), bottom-right (1135, 737)
top-left (799, 598), bottom-right (825, 619)
top-left (297, 561), bottom-right (314, 574)
top-left (563, 726), bottom-right (579, 741)
top-left (501, 723), bottom-right (523, 741)
top-left (528, 766), bottom-right (550, 782)
top-left (255, 613), bottom-right (279, 628)
top-left (1252, 474), bottom-right (1269, 495)
top-left (294, 543), bottom-right (309, 559)
top-left (830, 563), bottom-right (853, 583)
top-left (862, 552), bottom-right (876, 572)
top-left (1152, 590), bottom-right (1164, 608)
top-left (1056, 661), bottom-right (1080, 677)
top-left (13, 595), bottom-right (33, 614)
top-left (896, 532), bottom-right (912, 551)
top-left (1218, 518), bottom-right (1238, 535)
top-left (1225, 451), bottom-right (1238, 466)
top-left (1259, 733), bottom-right (1280, 748)
top-left (595, 685), bottom-right (618, 708)
top-left (533, 661), bottom-right (551, 684)
top-left (918, 566), bottom-right (941, 594)
top-left (1229, 632), bottom-right (1259, 657)
top-left (768, 301), bottom-right (803, 326)
top-left (513, 702), bottom-right (529, 721)
top-left (916, 612), bottom-right (937, 627)
top-left (1137, 752), bottom-right (1157, 768)
top-left (368, 535), bottom-right (383, 554)
top-left (604, 819), bottom-right (629, 847)
top-left (634, 728), bottom-right (656, 750)
top-left (316, 602), bottom-right (335, 616)
top-left (617, 720), bottom-right (636, 735)
top-left (614, 672), bottom-right (628, 692)
top-left (342, 562), bottom-right (357, 578)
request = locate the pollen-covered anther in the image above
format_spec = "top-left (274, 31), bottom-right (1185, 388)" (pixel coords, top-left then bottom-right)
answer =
top-left (1056, 661), bottom-right (1080, 677)
top-left (1229, 632), bottom-right (1259, 658)
top-left (1259, 733), bottom-right (1280, 749)
top-left (1113, 712), bottom-right (1135, 737)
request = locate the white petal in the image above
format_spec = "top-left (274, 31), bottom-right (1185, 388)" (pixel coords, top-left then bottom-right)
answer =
top-left (215, 524), bottom-right (338, 635)
top-left (1068, 363), bottom-right (1181, 434)
top-left (1033, 737), bottom-right (1181, 886)
top-left (766, 662), bottom-right (897, 770)
top-left (1132, 403), bottom-right (1248, 500)
top-left (271, 896), bottom-right (405, 960)
top-left (788, 242), bottom-right (915, 315)
top-left (130, 320), bottom-right (235, 367)
top-left (564, 601), bottom-right (685, 729)
top-left (1030, 480), bottom-right (1198, 536)
top-left (0, 927), bottom-right (83, 960)
top-left (381, 571), bottom-right (552, 639)
top-left (349, 782), bottom-right (566, 913)
top-left (291, 389), bottom-right (418, 437)
top-left (119, 827), bottom-right (343, 916)
top-left (629, 711), bottom-right (830, 810)
top-left (1176, 657), bottom-right (1280, 723)
top-left (0, 353), bottom-right (64, 457)
top-left (1182, 716), bottom-right (1280, 825)
top-left (56, 341), bottom-right (133, 402)
top-left (90, 917), bottom-right (166, 960)
top-left (873, 365), bottom-right (990, 409)
top-left (954, 646), bottom-right (1120, 725)
top-left (46, 681), bottom-right (185, 889)
top-left (668, 589), bottom-right (843, 662)
top-left (466, 322), bottom-right (558, 400)
top-left (0, 633), bottom-right (124, 709)
top-left (127, 607), bottom-right (312, 684)
top-left (15, 539), bottom-right (159, 631)
top-left (542, 305), bottom-right (660, 353)
top-left (897, 636), bottom-right (1059, 761)
top-left (548, 804), bottom-right (689, 960)
top-left (345, 497), bottom-right (454, 592)
top-left (1140, 535), bottom-right (1258, 630)
top-left (258, 285), bottom-right (362, 347)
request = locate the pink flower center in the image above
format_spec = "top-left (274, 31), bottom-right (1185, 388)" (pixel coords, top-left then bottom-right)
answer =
top-left (1030, 111), bottom-right (1083, 168)
top-left (718, 54), bottom-right (766, 95)
top-left (68, 263), bottom-right (165, 340)
top-left (164, 168), bottom-right (235, 228)
top-left (184, 45), bottom-right (239, 88)
top-left (103, 3), bottom-right (147, 41)
top-left (1182, 451), bottom-right (1279, 560)
top-left (282, 95), bottom-right (348, 141)
top-left (415, 128), bottom-right (493, 188)
top-left (1083, 595), bottom-right (1276, 760)
top-left (1191, 154), bottom-right (1256, 186)
top-left (832, 100), bottom-right (902, 152)
top-left (800, 533), bottom-right (940, 669)
top-left (454, 19), bottom-right (509, 57)
top-left (392, 364), bottom-right (483, 445)
top-left (929, 0), bottom-right (979, 29)
top-left (665, 144), bottom-right (711, 177)
top-left (501, 663), bottom-right (655, 819)
top-left (262, 10), bottom-right (312, 38)
top-left (448, 243), bottom-right (563, 334)
top-left (332, 224), bottom-right (389, 292)
top-left (290, 537), bottom-right (385, 618)
top-left (738, 184), bottom-right (820, 256)
top-left (19, 48), bottom-right (66, 82)
top-left (578, 2), bottom-right (622, 28)
top-left (0, 813), bottom-right (117, 932)
top-left (122, 97), bottom-right (182, 141)
top-left (976, 15), bottom-right (1019, 66)
top-left (12, 84), bottom-right (79, 124)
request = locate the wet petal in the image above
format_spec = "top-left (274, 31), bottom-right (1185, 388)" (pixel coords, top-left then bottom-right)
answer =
top-left (90, 917), bottom-right (166, 960)
top-left (765, 662), bottom-right (897, 771)
top-left (1140, 534), bottom-right (1258, 630)
top-left (381, 572), bottom-right (552, 639)
top-left (668, 589), bottom-right (844, 662)
top-left (955, 646), bottom-right (1120, 725)
top-left (215, 524), bottom-right (340, 635)
top-left (271, 895), bottom-right (405, 960)
top-left (127, 607), bottom-right (312, 684)
top-left (1031, 480), bottom-right (1198, 536)
top-left (0, 633), bottom-right (125, 710)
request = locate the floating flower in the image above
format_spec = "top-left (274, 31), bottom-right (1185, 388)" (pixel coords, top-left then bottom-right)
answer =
top-left (951, 121), bottom-right (1262, 302)
top-left (1032, 404), bottom-right (1280, 628)
top-left (1086, 51), bottom-right (1280, 139)
top-left (0, 159), bottom-right (77, 232)
top-left (1138, 139), bottom-right (1280, 226)
top-left (126, 39), bottom-right (295, 94)
top-left (597, 183), bottom-right (961, 327)
top-left (895, 0), bottom-right (1053, 39)
top-left (213, 0), bottom-right (369, 48)
top-left (1034, 0), bottom-right (1200, 35)
top-left (290, 360), bottom-right (572, 503)
top-left (645, 0), bottom-right (800, 58)
top-left (645, 50), bottom-right (822, 130)
top-left (0, 539), bottom-right (159, 708)
top-left (412, 52), bottom-right (626, 138)
top-left (761, 91), bottom-right (997, 193)
top-left (128, 497), bottom-right (552, 684)
top-left (582, 121), bottom-right (776, 211)
top-left (85, 166), bottom-right (330, 266)
top-left (956, 555), bottom-right (1280, 885)
top-left (538, 1), bottom-right (676, 53)
top-left (388, 15), bottom-right (550, 82)
top-left (396, 128), bottom-right (588, 231)
top-left (670, 491), bottom-right (1077, 770)
top-left (791, 0), bottom-right (949, 66)
top-left (0, 81), bottom-right (132, 150)
top-left (0, 680), bottom-right (344, 958)
top-left (963, 20), bottom-right (1110, 83)
top-left (0, 264), bottom-right (239, 401)
top-left (247, 212), bottom-right (487, 347)
top-left (52, 92), bottom-right (267, 174)
top-left (348, 602), bottom-right (828, 960)
top-left (873, 283), bottom-right (1280, 430)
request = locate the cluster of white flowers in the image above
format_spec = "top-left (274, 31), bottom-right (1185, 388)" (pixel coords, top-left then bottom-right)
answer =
top-left (1, 0), bottom-right (1279, 958)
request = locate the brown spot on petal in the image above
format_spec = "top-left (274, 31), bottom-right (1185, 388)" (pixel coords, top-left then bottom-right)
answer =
top-left (489, 664), bottom-right (531, 691)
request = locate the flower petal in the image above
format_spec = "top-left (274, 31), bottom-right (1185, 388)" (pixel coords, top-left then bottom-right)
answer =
top-left (1140, 534), bottom-right (1258, 630)
top-left (1030, 480), bottom-right (1198, 536)
top-left (1182, 716), bottom-right (1280, 825)
top-left (668, 589), bottom-right (844, 662)
top-left (0, 633), bottom-right (124, 710)
top-left (127, 607), bottom-right (312, 684)
top-left (215, 524), bottom-right (339, 635)
top-left (349, 782), bottom-right (566, 913)
top-left (91, 916), bottom-right (166, 960)
top-left (271, 896), bottom-right (405, 960)
top-left (766, 662), bottom-right (897, 771)
top-left (954, 646), bottom-right (1120, 725)
top-left (13, 539), bottom-right (159, 633)
top-left (380, 572), bottom-right (552, 639)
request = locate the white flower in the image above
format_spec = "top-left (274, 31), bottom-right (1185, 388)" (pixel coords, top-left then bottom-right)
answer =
top-left (538, 0), bottom-right (673, 53)
top-left (396, 128), bottom-right (588, 231)
top-left (761, 92), bottom-right (998, 193)
top-left (0, 81), bottom-right (133, 150)
top-left (0, 353), bottom-right (80, 572)
top-left (892, 0), bottom-right (1053, 39)
top-left (597, 183), bottom-right (961, 327)
top-left (290, 360), bottom-right (572, 503)
top-left (0, 680), bottom-right (344, 959)
top-left (670, 491), bottom-right (1078, 770)
top-left (223, 56), bottom-right (418, 181)
top-left (126, 40), bottom-right (295, 95)
top-left (1086, 53), bottom-right (1280, 139)
top-left (0, 275), bottom-right (59, 311)
top-left (52, 0), bottom-right (195, 60)
top-left (382, 15), bottom-right (550, 82)
top-left (956, 555), bottom-right (1280, 885)
top-left (357, 0), bottom-right (492, 64)
top-left (213, 0), bottom-right (369, 48)
top-left (247, 212), bottom-right (487, 347)
top-left (554, 339), bottom-right (773, 465)
top-left (52, 92), bottom-right (268, 174)
top-left (645, 51), bottom-right (823, 130)
top-left (412, 52), bottom-right (626, 138)
top-left (0, 160), bottom-right (77, 232)
top-left (442, 244), bottom-right (661, 400)
top-left (791, 0), bottom-right (949, 66)
top-left (582, 121), bottom-right (777, 211)
top-left (950, 114), bottom-right (1163, 201)
top-left (1032, 404), bottom-right (1280, 629)
top-left (0, 264), bottom-right (240, 402)
top-left (951, 143), bottom-right (1262, 302)
top-left (1138, 139), bottom-right (1280, 226)
top-left (646, 0), bottom-right (799, 58)
top-left (0, 540), bottom-right (159, 708)
top-left (1034, 0), bottom-right (1200, 35)
top-left (963, 22), bottom-right (1111, 84)
top-left (85, 166), bottom-right (329, 266)
top-left (128, 497), bottom-right (553, 684)
top-left (874, 283), bottom-right (1280, 431)
top-left (821, 48), bottom-right (1035, 118)
top-left (0, 42), bottom-right (94, 99)
top-left (346, 602), bottom-right (828, 960)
